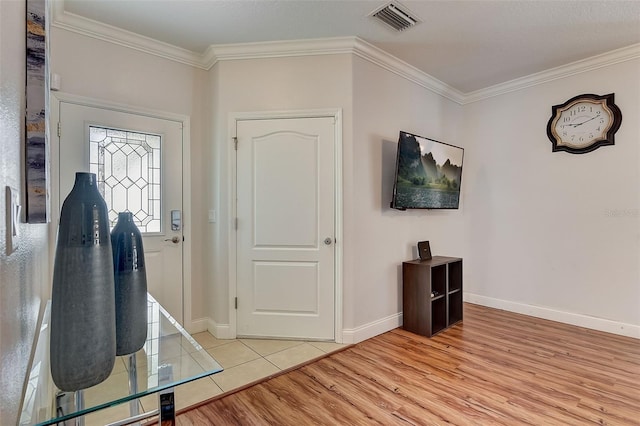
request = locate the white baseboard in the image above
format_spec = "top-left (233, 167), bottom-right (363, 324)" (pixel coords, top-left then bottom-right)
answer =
top-left (191, 295), bottom-right (639, 344)
top-left (187, 317), bottom-right (209, 334)
top-left (205, 317), bottom-right (233, 340)
top-left (187, 317), bottom-right (234, 339)
top-left (210, 321), bottom-right (233, 340)
top-left (195, 315), bottom-right (403, 344)
top-left (195, 315), bottom-right (402, 343)
top-left (464, 292), bottom-right (640, 339)
top-left (342, 312), bottom-right (403, 344)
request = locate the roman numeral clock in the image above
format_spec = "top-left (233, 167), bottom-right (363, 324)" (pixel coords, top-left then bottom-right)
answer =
top-left (546, 93), bottom-right (622, 154)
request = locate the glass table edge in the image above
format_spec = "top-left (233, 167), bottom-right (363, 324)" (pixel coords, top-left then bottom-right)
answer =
top-left (34, 367), bottom-right (223, 426)
top-left (20, 294), bottom-right (224, 426)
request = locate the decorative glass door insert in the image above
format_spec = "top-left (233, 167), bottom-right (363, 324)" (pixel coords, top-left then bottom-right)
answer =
top-left (59, 102), bottom-right (184, 323)
top-left (89, 126), bottom-right (161, 233)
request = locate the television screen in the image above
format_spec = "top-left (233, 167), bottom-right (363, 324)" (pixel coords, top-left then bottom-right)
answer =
top-left (391, 131), bottom-right (464, 210)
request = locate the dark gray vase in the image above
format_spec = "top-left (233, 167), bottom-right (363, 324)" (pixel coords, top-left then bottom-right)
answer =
top-left (111, 212), bottom-right (148, 356)
top-left (50, 172), bottom-right (116, 391)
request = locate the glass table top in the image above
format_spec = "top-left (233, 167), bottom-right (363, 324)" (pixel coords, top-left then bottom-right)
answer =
top-left (19, 294), bottom-right (223, 426)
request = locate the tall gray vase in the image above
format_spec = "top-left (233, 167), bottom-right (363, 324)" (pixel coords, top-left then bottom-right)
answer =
top-left (50, 172), bottom-right (116, 391)
top-left (111, 212), bottom-right (148, 355)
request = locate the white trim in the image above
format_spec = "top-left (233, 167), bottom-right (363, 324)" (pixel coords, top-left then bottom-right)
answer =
top-left (51, 1), bottom-right (640, 104)
top-left (181, 117), bottom-right (193, 336)
top-left (209, 320), bottom-right (234, 340)
top-left (464, 293), bottom-right (640, 339)
top-left (464, 43), bottom-right (640, 103)
top-left (342, 313), bottom-right (403, 345)
top-left (227, 114), bottom-right (238, 339)
top-left (207, 37), bottom-right (356, 65)
top-left (350, 38), bottom-right (465, 104)
top-left (49, 92), bottom-right (194, 330)
top-left (333, 111), bottom-right (344, 344)
top-left (50, 92), bottom-right (191, 123)
top-left (51, 0), bottom-right (207, 69)
top-left (188, 317), bottom-right (234, 340)
top-left (228, 109), bottom-right (344, 343)
top-left (188, 318), bottom-right (209, 334)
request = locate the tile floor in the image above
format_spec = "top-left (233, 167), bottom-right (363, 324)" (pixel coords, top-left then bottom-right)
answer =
top-left (84, 333), bottom-right (348, 425)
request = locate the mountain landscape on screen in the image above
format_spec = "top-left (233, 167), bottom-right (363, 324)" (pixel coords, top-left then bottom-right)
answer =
top-left (392, 132), bottom-right (463, 209)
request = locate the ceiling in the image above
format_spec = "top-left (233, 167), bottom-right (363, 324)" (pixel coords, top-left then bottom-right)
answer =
top-left (62, 0), bottom-right (640, 94)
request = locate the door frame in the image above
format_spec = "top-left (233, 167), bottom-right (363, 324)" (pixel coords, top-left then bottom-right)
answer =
top-left (49, 92), bottom-right (193, 330)
top-left (228, 109), bottom-right (343, 343)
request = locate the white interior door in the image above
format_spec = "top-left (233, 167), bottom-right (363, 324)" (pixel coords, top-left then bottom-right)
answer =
top-left (236, 116), bottom-right (335, 340)
top-left (58, 102), bottom-right (184, 323)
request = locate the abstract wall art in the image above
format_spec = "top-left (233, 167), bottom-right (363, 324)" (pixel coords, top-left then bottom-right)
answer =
top-left (26, 0), bottom-right (48, 223)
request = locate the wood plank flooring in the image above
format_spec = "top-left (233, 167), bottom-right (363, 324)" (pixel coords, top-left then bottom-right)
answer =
top-left (177, 303), bottom-right (640, 425)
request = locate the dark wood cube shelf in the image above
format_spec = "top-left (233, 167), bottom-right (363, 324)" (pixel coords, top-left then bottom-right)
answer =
top-left (402, 256), bottom-right (463, 337)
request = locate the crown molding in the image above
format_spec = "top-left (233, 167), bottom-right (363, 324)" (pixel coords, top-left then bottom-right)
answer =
top-left (206, 37), bottom-right (357, 66)
top-left (205, 37), bottom-right (466, 104)
top-left (350, 38), bottom-right (466, 104)
top-left (51, 0), bottom-right (640, 105)
top-left (463, 43), bottom-right (640, 104)
top-left (51, 0), bottom-right (209, 69)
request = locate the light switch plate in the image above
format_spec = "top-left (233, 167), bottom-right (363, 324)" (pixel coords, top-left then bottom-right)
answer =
top-left (5, 186), bottom-right (21, 254)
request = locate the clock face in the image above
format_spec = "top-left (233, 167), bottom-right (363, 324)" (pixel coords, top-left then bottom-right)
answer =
top-left (547, 93), bottom-right (622, 154)
top-left (552, 100), bottom-right (612, 148)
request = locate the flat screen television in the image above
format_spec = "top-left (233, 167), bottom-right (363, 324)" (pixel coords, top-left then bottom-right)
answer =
top-left (390, 131), bottom-right (464, 210)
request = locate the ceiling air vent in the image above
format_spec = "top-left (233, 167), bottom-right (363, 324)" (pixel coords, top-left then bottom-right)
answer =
top-left (370, 2), bottom-right (420, 32)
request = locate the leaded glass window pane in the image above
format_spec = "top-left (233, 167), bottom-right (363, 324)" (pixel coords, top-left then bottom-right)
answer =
top-left (89, 126), bottom-right (161, 233)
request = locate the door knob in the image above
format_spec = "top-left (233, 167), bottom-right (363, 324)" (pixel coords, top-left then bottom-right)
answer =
top-left (164, 236), bottom-right (180, 244)
top-left (324, 237), bottom-right (333, 245)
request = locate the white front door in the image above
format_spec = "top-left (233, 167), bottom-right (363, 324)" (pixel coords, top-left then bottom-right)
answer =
top-left (58, 102), bottom-right (185, 323)
top-left (236, 116), bottom-right (336, 340)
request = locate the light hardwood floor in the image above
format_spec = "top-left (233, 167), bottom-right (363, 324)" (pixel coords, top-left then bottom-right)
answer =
top-left (177, 303), bottom-right (640, 425)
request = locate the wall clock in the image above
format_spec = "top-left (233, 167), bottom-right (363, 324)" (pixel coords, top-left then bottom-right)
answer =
top-left (546, 93), bottom-right (622, 154)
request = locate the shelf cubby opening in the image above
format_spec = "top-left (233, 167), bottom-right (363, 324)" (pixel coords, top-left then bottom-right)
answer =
top-left (448, 260), bottom-right (463, 293)
top-left (431, 297), bottom-right (447, 335)
top-left (448, 291), bottom-right (463, 325)
top-left (431, 264), bottom-right (446, 296)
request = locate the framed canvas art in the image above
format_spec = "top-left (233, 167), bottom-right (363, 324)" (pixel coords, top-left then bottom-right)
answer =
top-left (26, 0), bottom-right (48, 223)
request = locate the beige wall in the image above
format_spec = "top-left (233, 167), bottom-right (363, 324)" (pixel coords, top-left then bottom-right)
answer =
top-left (350, 56), bottom-right (464, 330)
top-left (0, 1), bottom-right (50, 424)
top-left (462, 58), bottom-right (640, 330)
